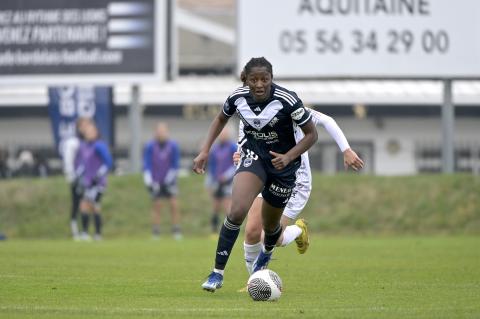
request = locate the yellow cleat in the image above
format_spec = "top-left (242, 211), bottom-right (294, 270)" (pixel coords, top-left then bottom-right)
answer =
top-left (294, 219), bottom-right (310, 254)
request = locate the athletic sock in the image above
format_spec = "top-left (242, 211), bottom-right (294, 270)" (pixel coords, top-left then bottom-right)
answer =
top-left (152, 225), bottom-right (160, 236)
top-left (281, 225), bottom-right (303, 247)
top-left (263, 224), bottom-right (282, 253)
top-left (70, 220), bottom-right (79, 237)
top-left (211, 213), bottom-right (220, 233)
top-left (244, 241), bottom-right (262, 274)
top-left (213, 268), bottom-right (224, 276)
top-left (172, 224), bottom-right (181, 234)
top-left (81, 212), bottom-right (90, 233)
top-left (214, 217), bottom-right (241, 270)
top-left (94, 214), bottom-right (102, 235)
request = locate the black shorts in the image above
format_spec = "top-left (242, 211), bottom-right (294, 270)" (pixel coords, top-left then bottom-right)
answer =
top-left (212, 181), bottom-right (233, 199)
top-left (236, 149), bottom-right (296, 208)
top-left (83, 186), bottom-right (104, 205)
top-left (151, 184), bottom-right (178, 199)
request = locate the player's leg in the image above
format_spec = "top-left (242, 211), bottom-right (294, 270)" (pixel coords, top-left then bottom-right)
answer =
top-left (202, 171), bottom-right (264, 291)
top-left (70, 182), bottom-right (81, 239)
top-left (210, 196), bottom-right (221, 234)
top-left (252, 175), bottom-right (296, 272)
top-left (251, 199), bottom-right (285, 272)
top-left (243, 197), bottom-right (263, 274)
top-left (79, 199), bottom-right (92, 241)
top-left (151, 198), bottom-right (162, 238)
top-left (169, 196), bottom-right (182, 240)
top-left (92, 191), bottom-right (103, 241)
top-left (279, 184), bottom-right (311, 252)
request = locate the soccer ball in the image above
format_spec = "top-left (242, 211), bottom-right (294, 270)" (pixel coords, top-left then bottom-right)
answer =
top-left (247, 269), bottom-right (282, 301)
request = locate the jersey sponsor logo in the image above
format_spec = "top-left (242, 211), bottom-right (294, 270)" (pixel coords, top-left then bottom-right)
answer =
top-left (268, 183), bottom-right (292, 198)
top-left (254, 107), bottom-right (261, 112)
top-left (291, 108), bottom-right (305, 121)
top-left (245, 130), bottom-right (279, 141)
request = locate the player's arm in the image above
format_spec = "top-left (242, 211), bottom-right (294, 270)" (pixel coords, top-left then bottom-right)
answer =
top-left (233, 121), bottom-right (245, 166)
top-left (63, 137), bottom-right (79, 183)
top-left (142, 142), bottom-right (154, 187)
top-left (94, 142), bottom-right (113, 179)
top-left (164, 142), bottom-right (180, 185)
top-left (310, 109), bottom-right (364, 171)
top-left (271, 119), bottom-right (317, 170)
top-left (193, 109), bottom-right (231, 174)
top-left (270, 105), bottom-right (318, 170)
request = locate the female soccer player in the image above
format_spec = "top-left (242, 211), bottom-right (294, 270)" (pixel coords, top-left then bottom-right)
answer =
top-left (143, 122), bottom-right (182, 239)
top-left (206, 127), bottom-right (237, 234)
top-left (76, 123), bottom-right (113, 241)
top-left (238, 109), bottom-right (364, 274)
top-left (63, 117), bottom-right (92, 240)
top-left (193, 57), bottom-right (318, 292)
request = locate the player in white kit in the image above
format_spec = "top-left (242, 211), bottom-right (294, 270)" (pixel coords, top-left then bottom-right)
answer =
top-left (238, 108), bottom-right (364, 275)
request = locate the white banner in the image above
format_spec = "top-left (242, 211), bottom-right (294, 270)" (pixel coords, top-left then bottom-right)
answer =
top-left (237, 0), bottom-right (480, 78)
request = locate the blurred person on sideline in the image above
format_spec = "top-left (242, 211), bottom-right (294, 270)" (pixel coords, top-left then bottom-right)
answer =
top-left (143, 122), bottom-right (182, 240)
top-left (63, 117), bottom-right (92, 240)
top-left (33, 152), bottom-right (49, 178)
top-left (15, 150), bottom-right (35, 177)
top-left (76, 123), bottom-right (113, 241)
top-left (0, 148), bottom-right (9, 178)
top-left (205, 126), bottom-right (237, 235)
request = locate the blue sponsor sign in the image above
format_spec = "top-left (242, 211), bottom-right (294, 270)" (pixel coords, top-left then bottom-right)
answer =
top-left (48, 86), bottom-right (114, 156)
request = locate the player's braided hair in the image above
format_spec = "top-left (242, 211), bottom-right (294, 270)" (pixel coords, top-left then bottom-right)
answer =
top-left (243, 57), bottom-right (273, 77)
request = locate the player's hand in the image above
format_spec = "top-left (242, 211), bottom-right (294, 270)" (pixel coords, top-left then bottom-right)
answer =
top-left (343, 148), bottom-right (364, 171)
top-left (269, 151), bottom-right (291, 170)
top-left (193, 151), bottom-right (208, 174)
top-left (232, 151), bottom-right (241, 165)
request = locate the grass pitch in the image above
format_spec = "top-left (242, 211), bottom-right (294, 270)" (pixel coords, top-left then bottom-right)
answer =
top-left (0, 236), bottom-right (479, 318)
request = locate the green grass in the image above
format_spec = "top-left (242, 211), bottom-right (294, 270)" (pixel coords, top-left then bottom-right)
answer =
top-left (1, 174), bottom-right (479, 238)
top-left (0, 236), bottom-right (479, 318)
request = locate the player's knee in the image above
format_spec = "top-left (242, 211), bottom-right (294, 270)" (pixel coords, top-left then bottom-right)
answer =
top-left (245, 224), bottom-right (262, 243)
top-left (228, 203), bottom-right (249, 225)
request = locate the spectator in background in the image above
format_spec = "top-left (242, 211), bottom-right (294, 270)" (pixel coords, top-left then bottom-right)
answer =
top-left (0, 148), bottom-right (9, 178)
top-left (143, 123), bottom-right (182, 240)
top-left (15, 150), bottom-right (36, 177)
top-left (76, 123), bottom-right (113, 241)
top-left (206, 127), bottom-right (237, 235)
top-left (33, 152), bottom-right (49, 178)
top-left (63, 117), bottom-right (92, 240)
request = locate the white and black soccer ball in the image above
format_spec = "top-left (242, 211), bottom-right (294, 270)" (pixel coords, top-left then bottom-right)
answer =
top-left (247, 269), bottom-right (282, 301)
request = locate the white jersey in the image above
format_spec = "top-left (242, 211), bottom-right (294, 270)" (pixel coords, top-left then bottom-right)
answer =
top-left (238, 108), bottom-right (350, 219)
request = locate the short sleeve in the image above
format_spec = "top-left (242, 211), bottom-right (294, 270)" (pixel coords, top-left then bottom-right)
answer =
top-left (222, 98), bottom-right (236, 117)
top-left (223, 86), bottom-right (247, 117)
top-left (289, 100), bottom-right (312, 127)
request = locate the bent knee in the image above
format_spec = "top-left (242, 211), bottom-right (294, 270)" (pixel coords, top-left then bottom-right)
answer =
top-left (245, 224), bottom-right (262, 244)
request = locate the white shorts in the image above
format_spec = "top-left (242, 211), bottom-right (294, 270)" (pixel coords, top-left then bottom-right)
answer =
top-left (256, 157), bottom-right (312, 220)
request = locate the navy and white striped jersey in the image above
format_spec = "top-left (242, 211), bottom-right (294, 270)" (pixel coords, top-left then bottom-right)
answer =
top-left (223, 83), bottom-right (312, 177)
